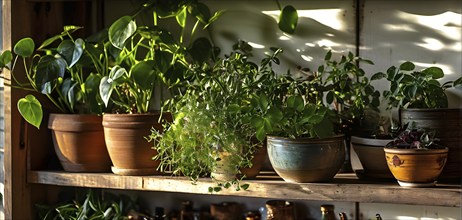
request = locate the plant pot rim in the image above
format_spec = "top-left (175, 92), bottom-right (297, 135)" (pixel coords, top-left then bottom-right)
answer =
top-left (400, 108), bottom-right (461, 112)
top-left (384, 147), bottom-right (448, 154)
top-left (351, 136), bottom-right (393, 146)
top-left (267, 134), bottom-right (344, 140)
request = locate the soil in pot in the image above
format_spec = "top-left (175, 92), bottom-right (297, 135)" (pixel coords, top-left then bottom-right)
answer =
top-left (48, 114), bottom-right (111, 172)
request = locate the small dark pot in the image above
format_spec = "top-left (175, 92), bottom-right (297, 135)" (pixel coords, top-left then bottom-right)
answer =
top-left (267, 135), bottom-right (345, 183)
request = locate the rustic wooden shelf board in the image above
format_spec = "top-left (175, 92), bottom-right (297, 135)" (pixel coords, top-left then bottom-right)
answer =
top-left (28, 171), bottom-right (462, 207)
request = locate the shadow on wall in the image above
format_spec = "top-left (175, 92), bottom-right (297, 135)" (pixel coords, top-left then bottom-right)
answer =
top-left (204, 0), bottom-right (357, 76)
top-left (360, 0), bottom-right (462, 106)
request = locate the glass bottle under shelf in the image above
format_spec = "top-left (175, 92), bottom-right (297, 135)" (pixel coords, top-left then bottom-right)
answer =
top-left (320, 204), bottom-right (336, 220)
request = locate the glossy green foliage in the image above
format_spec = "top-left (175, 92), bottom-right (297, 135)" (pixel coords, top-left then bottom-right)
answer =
top-left (372, 61), bottom-right (457, 109)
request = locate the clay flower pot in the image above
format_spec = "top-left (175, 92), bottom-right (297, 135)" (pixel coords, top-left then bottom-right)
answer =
top-left (384, 147), bottom-right (448, 187)
top-left (48, 114), bottom-right (111, 172)
top-left (267, 135), bottom-right (345, 183)
top-left (103, 113), bottom-right (166, 175)
top-left (351, 136), bottom-right (394, 179)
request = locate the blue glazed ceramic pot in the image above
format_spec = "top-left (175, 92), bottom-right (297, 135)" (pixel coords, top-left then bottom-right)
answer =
top-left (267, 135), bottom-right (345, 183)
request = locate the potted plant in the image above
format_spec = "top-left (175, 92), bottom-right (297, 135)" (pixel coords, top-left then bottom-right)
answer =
top-left (314, 50), bottom-right (381, 173)
top-left (151, 46), bottom-right (280, 191)
top-left (350, 109), bottom-right (395, 179)
top-left (99, 0), bottom-right (222, 175)
top-left (247, 49), bottom-right (348, 183)
top-left (0, 27), bottom-right (112, 172)
top-left (372, 61), bottom-right (462, 181)
top-left (384, 123), bottom-right (448, 187)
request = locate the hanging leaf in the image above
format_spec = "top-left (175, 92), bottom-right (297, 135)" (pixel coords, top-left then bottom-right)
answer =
top-left (17, 95), bottom-right (43, 129)
top-left (278, 5), bottom-right (298, 34)
top-left (13, 38), bottom-right (35, 57)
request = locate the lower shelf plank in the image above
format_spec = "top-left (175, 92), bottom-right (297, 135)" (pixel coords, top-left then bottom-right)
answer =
top-left (27, 170), bottom-right (461, 207)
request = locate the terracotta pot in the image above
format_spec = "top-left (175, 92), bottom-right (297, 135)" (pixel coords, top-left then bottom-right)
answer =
top-left (102, 113), bottom-right (165, 175)
top-left (48, 114), bottom-right (111, 172)
top-left (351, 136), bottom-right (394, 179)
top-left (400, 108), bottom-right (461, 181)
top-left (384, 147), bottom-right (448, 187)
top-left (267, 135), bottom-right (345, 183)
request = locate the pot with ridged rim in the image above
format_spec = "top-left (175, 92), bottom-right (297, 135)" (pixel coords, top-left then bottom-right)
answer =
top-left (48, 114), bottom-right (111, 172)
top-left (267, 135), bottom-right (345, 183)
top-left (102, 113), bottom-right (168, 175)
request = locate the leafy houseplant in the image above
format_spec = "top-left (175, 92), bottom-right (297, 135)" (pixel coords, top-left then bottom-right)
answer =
top-left (36, 189), bottom-right (141, 220)
top-left (0, 26), bottom-right (107, 128)
top-left (151, 48), bottom-right (281, 191)
top-left (100, 0), bottom-right (223, 175)
top-left (372, 61), bottom-right (462, 181)
top-left (0, 26), bottom-right (112, 172)
top-left (384, 123), bottom-right (448, 187)
top-left (247, 50), bottom-right (352, 183)
top-left (371, 61), bottom-right (461, 109)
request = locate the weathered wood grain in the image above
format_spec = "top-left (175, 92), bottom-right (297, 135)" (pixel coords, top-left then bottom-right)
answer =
top-left (28, 171), bottom-right (462, 207)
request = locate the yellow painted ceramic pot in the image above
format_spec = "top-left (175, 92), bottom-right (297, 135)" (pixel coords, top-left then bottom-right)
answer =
top-left (384, 147), bottom-right (448, 187)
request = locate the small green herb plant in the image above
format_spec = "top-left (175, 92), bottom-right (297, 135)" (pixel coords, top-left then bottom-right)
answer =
top-left (151, 47), bottom-right (281, 192)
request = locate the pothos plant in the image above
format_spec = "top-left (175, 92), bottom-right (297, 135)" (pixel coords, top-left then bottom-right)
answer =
top-left (371, 61), bottom-right (462, 109)
top-left (0, 26), bottom-right (108, 128)
top-left (99, 0), bottom-right (223, 113)
top-left (151, 48), bottom-right (282, 192)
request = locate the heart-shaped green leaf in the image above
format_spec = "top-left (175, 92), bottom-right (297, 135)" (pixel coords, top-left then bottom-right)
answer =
top-left (14, 38), bottom-right (35, 57)
top-left (17, 95), bottom-right (43, 129)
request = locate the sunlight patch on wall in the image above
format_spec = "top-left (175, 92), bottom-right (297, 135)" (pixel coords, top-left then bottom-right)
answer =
top-left (384, 24), bottom-right (417, 32)
top-left (247, 41), bottom-right (265, 49)
top-left (416, 38), bottom-right (445, 51)
top-left (397, 11), bottom-right (461, 42)
top-left (262, 9), bottom-right (345, 31)
top-left (301, 55), bottom-right (313, 62)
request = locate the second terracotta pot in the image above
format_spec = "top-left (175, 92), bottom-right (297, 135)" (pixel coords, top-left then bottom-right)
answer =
top-left (102, 113), bottom-right (165, 175)
top-left (48, 114), bottom-right (111, 172)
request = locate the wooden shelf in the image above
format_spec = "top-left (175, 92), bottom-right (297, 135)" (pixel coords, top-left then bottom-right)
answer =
top-left (28, 171), bottom-right (461, 207)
